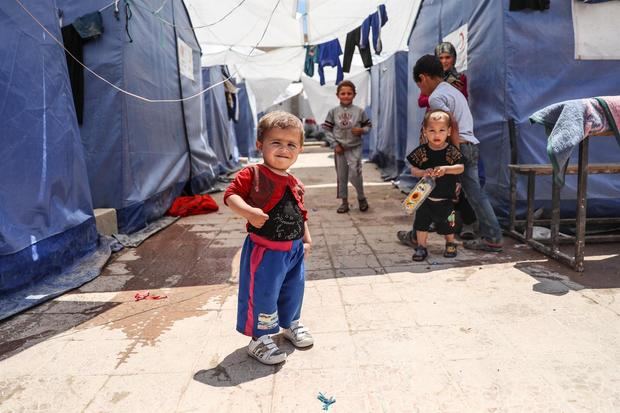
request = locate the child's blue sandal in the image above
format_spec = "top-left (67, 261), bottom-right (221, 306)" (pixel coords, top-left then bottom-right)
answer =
top-left (412, 246), bottom-right (428, 262)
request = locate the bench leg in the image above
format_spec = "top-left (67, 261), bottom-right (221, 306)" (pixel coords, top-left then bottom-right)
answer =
top-left (574, 137), bottom-right (589, 272)
top-left (509, 169), bottom-right (517, 233)
top-left (550, 171), bottom-right (561, 253)
top-left (525, 172), bottom-right (535, 240)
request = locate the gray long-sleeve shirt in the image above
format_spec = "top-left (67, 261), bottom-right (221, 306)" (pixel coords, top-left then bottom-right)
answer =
top-left (322, 104), bottom-right (371, 149)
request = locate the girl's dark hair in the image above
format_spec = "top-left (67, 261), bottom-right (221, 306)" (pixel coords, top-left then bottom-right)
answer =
top-left (336, 80), bottom-right (356, 94)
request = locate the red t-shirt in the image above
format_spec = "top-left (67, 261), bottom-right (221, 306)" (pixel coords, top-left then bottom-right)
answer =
top-left (224, 164), bottom-right (308, 224)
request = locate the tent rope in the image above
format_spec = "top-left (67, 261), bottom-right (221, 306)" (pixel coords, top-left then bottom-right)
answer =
top-left (136, 0), bottom-right (249, 29)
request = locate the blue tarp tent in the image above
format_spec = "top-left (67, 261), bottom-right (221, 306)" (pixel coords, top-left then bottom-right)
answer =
top-left (0, 0), bottom-right (105, 316)
top-left (368, 51), bottom-right (409, 181)
top-left (202, 66), bottom-right (241, 174)
top-left (406, 0), bottom-right (620, 218)
top-left (57, 0), bottom-right (219, 234)
top-left (234, 81), bottom-right (259, 159)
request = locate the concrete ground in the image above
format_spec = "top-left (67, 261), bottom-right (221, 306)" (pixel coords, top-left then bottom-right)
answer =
top-left (1, 146), bottom-right (620, 413)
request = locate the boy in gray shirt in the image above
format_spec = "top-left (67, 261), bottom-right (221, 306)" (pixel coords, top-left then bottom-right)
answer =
top-left (322, 80), bottom-right (372, 213)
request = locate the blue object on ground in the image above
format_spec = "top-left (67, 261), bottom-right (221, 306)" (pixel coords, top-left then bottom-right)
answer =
top-left (317, 392), bottom-right (336, 411)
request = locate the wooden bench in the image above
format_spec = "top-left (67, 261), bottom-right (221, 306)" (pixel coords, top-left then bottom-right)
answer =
top-left (507, 132), bottom-right (620, 272)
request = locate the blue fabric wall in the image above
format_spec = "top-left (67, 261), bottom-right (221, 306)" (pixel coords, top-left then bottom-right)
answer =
top-left (407, 0), bottom-right (620, 218)
top-left (202, 67), bottom-right (241, 174)
top-left (0, 0), bottom-right (98, 292)
top-left (234, 82), bottom-right (259, 159)
top-left (174, 1), bottom-right (220, 194)
top-left (58, 0), bottom-right (220, 231)
top-left (368, 51), bottom-right (409, 180)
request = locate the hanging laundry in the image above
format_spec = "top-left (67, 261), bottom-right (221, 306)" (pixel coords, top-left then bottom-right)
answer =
top-left (317, 39), bottom-right (344, 86)
top-left (221, 66), bottom-right (239, 122)
top-left (61, 11), bottom-right (104, 124)
top-left (304, 45), bottom-right (318, 77)
top-left (342, 27), bottom-right (373, 73)
top-left (509, 0), bottom-right (550, 11)
top-left (360, 4), bottom-right (388, 55)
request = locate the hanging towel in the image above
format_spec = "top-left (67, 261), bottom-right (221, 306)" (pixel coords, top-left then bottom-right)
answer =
top-left (596, 96), bottom-right (620, 141)
top-left (317, 39), bottom-right (344, 86)
top-left (529, 96), bottom-right (620, 186)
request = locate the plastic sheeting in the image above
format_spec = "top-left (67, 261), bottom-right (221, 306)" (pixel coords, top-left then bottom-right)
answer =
top-left (202, 46), bottom-right (306, 81)
top-left (367, 52), bottom-right (408, 180)
top-left (0, 1), bottom-right (99, 292)
top-left (301, 70), bottom-right (370, 128)
top-left (187, 0), bottom-right (379, 48)
top-left (406, 0), bottom-right (620, 218)
top-left (246, 78), bottom-right (293, 114)
top-left (197, 0), bottom-right (421, 84)
top-left (57, 0), bottom-right (219, 233)
top-left (202, 67), bottom-right (241, 174)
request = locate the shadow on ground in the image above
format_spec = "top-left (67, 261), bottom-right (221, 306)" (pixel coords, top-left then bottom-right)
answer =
top-left (192, 335), bottom-right (312, 387)
top-left (193, 347), bottom-right (284, 387)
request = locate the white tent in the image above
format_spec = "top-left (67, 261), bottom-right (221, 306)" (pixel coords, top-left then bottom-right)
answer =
top-left (187, 0), bottom-right (422, 117)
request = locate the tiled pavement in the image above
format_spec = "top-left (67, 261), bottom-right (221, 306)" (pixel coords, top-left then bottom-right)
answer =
top-left (1, 147), bottom-right (620, 412)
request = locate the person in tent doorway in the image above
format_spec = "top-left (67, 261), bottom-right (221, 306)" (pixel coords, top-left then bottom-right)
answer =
top-left (408, 109), bottom-right (464, 261)
top-left (409, 54), bottom-right (503, 252)
top-left (224, 111), bottom-right (314, 365)
top-left (418, 42), bottom-right (468, 109)
top-left (322, 80), bottom-right (372, 213)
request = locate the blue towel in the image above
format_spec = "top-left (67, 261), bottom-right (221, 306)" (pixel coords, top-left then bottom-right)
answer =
top-left (530, 98), bottom-right (609, 186)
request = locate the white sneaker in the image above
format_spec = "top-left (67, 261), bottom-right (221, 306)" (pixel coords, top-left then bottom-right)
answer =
top-left (247, 335), bottom-right (287, 365)
top-left (283, 321), bottom-right (314, 348)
